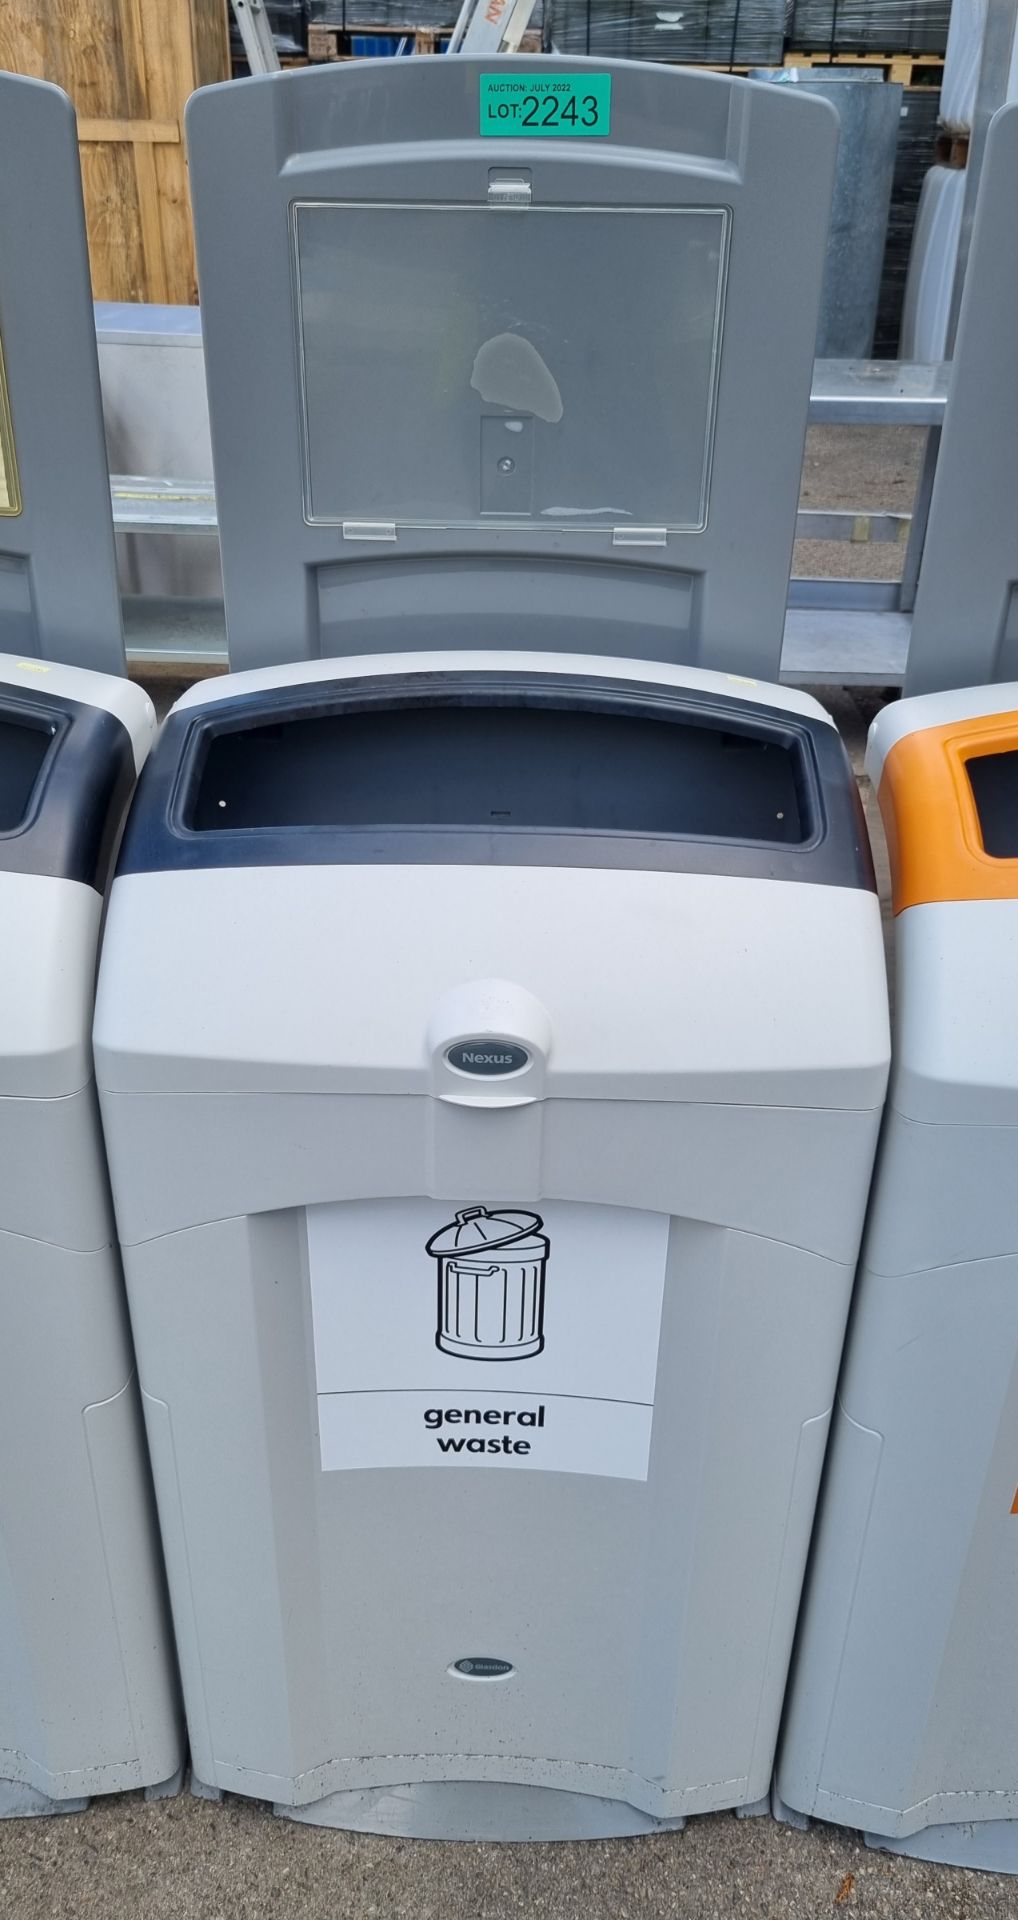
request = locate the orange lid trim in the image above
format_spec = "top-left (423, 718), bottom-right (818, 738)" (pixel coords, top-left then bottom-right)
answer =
top-left (878, 709), bottom-right (1018, 914)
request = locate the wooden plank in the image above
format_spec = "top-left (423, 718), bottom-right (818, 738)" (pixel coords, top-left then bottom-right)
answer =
top-left (191, 0), bottom-right (231, 89)
top-left (308, 22), bottom-right (341, 58)
top-left (132, 138), bottom-right (171, 304)
top-left (936, 129), bottom-right (970, 169)
top-left (141, 0), bottom-right (197, 304)
top-left (121, 0), bottom-right (150, 113)
top-left (783, 48), bottom-right (945, 87)
top-left (155, 138), bottom-right (198, 302)
top-left (79, 139), bottom-right (147, 301)
top-left (0, 2), bottom-right (46, 76)
top-left (2, 0), bottom-right (228, 305)
top-left (78, 117), bottom-right (180, 141)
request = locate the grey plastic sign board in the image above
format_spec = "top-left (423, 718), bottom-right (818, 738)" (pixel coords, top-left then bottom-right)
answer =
top-left (0, 76), bottom-right (123, 674)
top-left (906, 104), bottom-right (1018, 696)
top-left (186, 59), bottom-right (838, 678)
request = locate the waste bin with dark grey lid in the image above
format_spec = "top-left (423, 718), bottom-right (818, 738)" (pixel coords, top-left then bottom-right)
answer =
top-left (94, 647), bottom-right (889, 1841)
top-left (0, 653), bottom-right (182, 1815)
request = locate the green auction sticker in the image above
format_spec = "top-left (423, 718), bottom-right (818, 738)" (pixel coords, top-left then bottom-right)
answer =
top-left (480, 72), bottom-right (611, 138)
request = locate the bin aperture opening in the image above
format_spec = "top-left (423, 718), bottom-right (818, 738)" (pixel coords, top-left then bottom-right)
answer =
top-left (0, 714), bottom-right (53, 833)
top-left (185, 696), bottom-right (808, 846)
top-left (966, 751), bottom-right (1018, 860)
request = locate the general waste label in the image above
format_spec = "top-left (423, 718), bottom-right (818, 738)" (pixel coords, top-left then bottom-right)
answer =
top-left (308, 1198), bottom-right (667, 1480)
top-left (479, 73), bottom-right (612, 138)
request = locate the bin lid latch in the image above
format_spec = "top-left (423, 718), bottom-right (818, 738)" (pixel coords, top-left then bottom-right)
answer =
top-left (426, 979), bottom-right (550, 1108)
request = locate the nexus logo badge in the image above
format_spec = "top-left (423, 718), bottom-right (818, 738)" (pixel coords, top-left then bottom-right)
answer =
top-left (446, 1041), bottom-right (531, 1077)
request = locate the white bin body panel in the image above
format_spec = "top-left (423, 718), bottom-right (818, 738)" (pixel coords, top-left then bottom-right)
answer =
top-left (778, 693), bottom-right (1018, 1872)
top-left (94, 653), bottom-right (889, 1838)
top-left (0, 872), bottom-right (103, 1104)
top-left (96, 863), bottom-right (888, 1117)
top-left (777, 1238), bottom-right (1018, 1845)
top-left (0, 654), bottom-right (181, 1812)
top-left (0, 1230), bottom-right (181, 1807)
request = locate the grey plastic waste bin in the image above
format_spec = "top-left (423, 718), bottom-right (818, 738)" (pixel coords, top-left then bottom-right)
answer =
top-left (777, 684), bottom-right (1018, 1874)
top-left (0, 653), bottom-right (182, 1815)
top-left (94, 647), bottom-right (889, 1841)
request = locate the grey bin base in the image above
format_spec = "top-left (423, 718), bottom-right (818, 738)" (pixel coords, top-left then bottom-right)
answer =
top-left (190, 1773), bottom-right (225, 1803)
top-left (0, 1784), bottom-right (88, 1820)
top-left (145, 1764), bottom-right (187, 1803)
top-left (770, 1785), bottom-right (809, 1832)
top-left (276, 1781), bottom-right (687, 1842)
top-left (865, 1823), bottom-right (1018, 1877)
top-left (0, 1765), bottom-right (183, 1819)
top-left (735, 1793), bottom-right (772, 1820)
top-left (774, 1785), bottom-right (1018, 1876)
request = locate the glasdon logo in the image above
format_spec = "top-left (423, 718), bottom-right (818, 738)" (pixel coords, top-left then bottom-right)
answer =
top-left (453, 1657), bottom-right (515, 1679)
top-left (446, 1041), bottom-right (530, 1077)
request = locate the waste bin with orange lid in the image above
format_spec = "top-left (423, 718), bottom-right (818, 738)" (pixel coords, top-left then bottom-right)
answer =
top-left (776, 683), bottom-right (1018, 1874)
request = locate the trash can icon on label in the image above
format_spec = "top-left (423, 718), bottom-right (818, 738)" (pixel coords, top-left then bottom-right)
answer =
top-left (427, 1207), bottom-right (548, 1361)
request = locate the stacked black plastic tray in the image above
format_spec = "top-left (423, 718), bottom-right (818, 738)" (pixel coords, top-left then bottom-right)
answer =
top-left (789, 1), bottom-right (949, 55)
top-left (873, 86), bottom-right (942, 355)
top-left (307, 0), bottom-right (541, 27)
top-left (300, 0), bottom-right (944, 72)
top-left (547, 0), bottom-right (787, 63)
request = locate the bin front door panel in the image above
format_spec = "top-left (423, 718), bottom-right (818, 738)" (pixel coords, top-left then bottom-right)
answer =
top-left (125, 1192), bottom-right (857, 1817)
top-left (778, 1255), bottom-right (1018, 1838)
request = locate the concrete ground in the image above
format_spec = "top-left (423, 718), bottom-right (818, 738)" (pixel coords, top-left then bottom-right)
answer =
top-left (4, 428), bottom-right (1013, 1919)
top-left (794, 423), bottom-right (926, 584)
top-left (5, 1794), bottom-right (1017, 1920)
